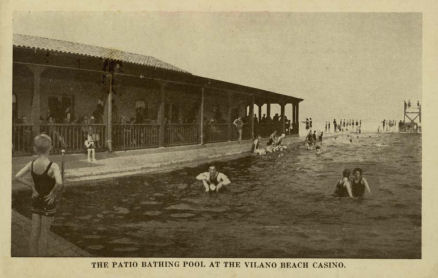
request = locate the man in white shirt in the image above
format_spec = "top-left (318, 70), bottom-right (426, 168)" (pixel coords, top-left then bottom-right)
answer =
top-left (196, 165), bottom-right (231, 192)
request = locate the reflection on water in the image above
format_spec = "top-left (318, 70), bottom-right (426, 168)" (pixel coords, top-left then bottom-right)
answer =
top-left (12, 133), bottom-right (421, 258)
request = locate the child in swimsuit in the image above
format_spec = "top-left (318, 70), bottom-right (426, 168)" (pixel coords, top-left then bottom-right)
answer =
top-left (196, 165), bottom-right (231, 193)
top-left (334, 169), bottom-right (353, 198)
top-left (15, 134), bottom-right (63, 256)
top-left (84, 129), bottom-right (96, 162)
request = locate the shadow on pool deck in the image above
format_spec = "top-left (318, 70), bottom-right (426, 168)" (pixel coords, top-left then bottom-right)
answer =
top-left (11, 210), bottom-right (90, 257)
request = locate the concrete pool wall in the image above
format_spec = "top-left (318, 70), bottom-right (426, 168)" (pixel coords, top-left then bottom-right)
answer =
top-left (12, 135), bottom-right (307, 190)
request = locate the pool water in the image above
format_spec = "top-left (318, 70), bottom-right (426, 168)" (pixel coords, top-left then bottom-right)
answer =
top-left (12, 133), bottom-right (421, 258)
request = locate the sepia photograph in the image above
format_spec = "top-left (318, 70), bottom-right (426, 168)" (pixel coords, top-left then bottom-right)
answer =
top-left (10, 12), bottom-right (421, 259)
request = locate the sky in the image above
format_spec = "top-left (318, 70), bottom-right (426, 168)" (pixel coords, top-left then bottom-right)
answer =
top-left (13, 12), bottom-right (422, 128)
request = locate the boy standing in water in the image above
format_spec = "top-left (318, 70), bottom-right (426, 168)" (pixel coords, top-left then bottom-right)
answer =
top-left (15, 134), bottom-right (63, 256)
top-left (196, 165), bottom-right (231, 193)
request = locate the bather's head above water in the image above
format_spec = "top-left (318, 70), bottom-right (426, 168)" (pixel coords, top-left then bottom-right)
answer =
top-left (353, 168), bottom-right (363, 180)
top-left (209, 165), bottom-right (218, 177)
top-left (342, 168), bottom-right (351, 178)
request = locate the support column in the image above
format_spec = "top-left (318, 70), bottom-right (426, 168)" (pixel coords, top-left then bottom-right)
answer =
top-left (158, 82), bottom-right (166, 147)
top-left (168, 103), bottom-right (173, 124)
top-left (200, 87), bottom-right (205, 145)
top-left (258, 104), bottom-right (262, 120)
top-left (105, 73), bottom-right (114, 152)
top-left (266, 102), bottom-right (271, 119)
top-left (250, 95), bottom-right (255, 138)
top-left (28, 65), bottom-right (45, 137)
top-left (296, 103), bottom-right (300, 135)
top-left (280, 102), bottom-right (285, 134)
top-left (291, 103), bottom-right (294, 134)
top-left (227, 91), bottom-right (232, 141)
top-left (106, 73), bottom-right (113, 152)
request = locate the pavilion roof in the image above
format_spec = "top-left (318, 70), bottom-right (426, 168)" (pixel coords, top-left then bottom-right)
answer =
top-left (13, 33), bottom-right (190, 74)
top-left (13, 34), bottom-right (302, 103)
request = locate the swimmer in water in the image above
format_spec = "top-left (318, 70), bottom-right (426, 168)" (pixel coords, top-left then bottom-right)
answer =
top-left (315, 145), bottom-right (322, 155)
top-left (196, 165), bottom-right (231, 193)
top-left (333, 169), bottom-right (354, 198)
top-left (305, 130), bottom-right (313, 150)
top-left (350, 168), bottom-right (371, 197)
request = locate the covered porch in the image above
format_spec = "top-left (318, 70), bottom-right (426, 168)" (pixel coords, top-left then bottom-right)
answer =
top-left (12, 34), bottom-right (302, 156)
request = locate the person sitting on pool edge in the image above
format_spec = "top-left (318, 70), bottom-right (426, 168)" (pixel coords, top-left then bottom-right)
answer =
top-left (196, 165), bottom-right (231, 193)
top-left (333, 169), bottom-right (354, 198)
top-left (251, 135), bottom-right (266, 155)
top-left (273, 133), bottom-right (287, 152)
top-left (351, 168), bottom-right (371, 197)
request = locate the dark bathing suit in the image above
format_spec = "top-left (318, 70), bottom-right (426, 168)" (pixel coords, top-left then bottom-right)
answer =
top-left (351, 178), bottom-right (365, 197)
top-left (31, 161), bottom-right (56, 216)
top-left (208, 174), bottom-right (219, 186)
top-left (334, 180), bottom-right (348, 197)
top-left (207, 173), bottom-right (227, 192)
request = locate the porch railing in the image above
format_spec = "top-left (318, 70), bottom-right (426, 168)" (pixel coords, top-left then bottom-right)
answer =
top-left (40, 124), bottom-right (106, 154)
top-left (112, 124), bottom-right (160, 151)
top-left (12, 121), bottom-right (276, 156)
top-left (165, 124), bottom-right (199, 146)
top-left (205, 123), bottom-right (230, 143)
top-left (12, 124), bottom-right (33, 155)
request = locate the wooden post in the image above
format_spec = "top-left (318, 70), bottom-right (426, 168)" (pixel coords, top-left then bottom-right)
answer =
top-left (281, 102), bottom-right (285, 134)
top-left (258, 104), bottom-right (262, 120)
top-left (291, 103), bottom-right (294, 134)
top-left (106, 73), bottom-right (113, 152)
top-left (296, 103), bottom-right (300, 135)
top-left (403, 101), bottom-right (406, 123)
top-left (267, 102), bottom-right (271, 119)
top-left (250, 95), bottom-right (255, 138)
top-left (200, 87), bottom-right (205, 145)
top-left (28, 65), bottom-right (45, 137)
top-left (227, 91), bottom-right (232, 141)
top-left (158, 82), bottom-right (166, 147)
top-left (168, 103), bottom-right (173, 124)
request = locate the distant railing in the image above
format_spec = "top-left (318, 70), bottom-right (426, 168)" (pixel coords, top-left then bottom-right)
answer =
top-left (12, 124), bottom-right (33, 155)
top-left (165, 124), bottom-right (199, 146)
top-left (112, 124), bottom-right (159, 151)
top-left (40, 124), bottom-right (106, 154)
